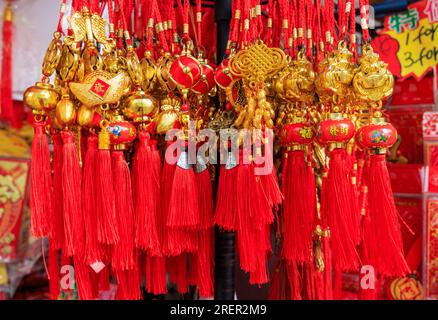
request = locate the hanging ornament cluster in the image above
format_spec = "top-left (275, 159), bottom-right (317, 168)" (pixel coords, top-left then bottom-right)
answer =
top-left (24, 0), bottom-right (409, 300)
top-left (212, 0), bottom-right (409, 299)
top-left (24, 0), bottom-right (216, 300)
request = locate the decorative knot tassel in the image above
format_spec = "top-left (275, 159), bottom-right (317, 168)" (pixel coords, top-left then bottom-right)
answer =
top-left (282, 150), bottom-right (314, 263)
top-left (132, 131), bottom-right (161, 255)
top-left (363, 154), bottom-right (410, 277)
top-left (51, 132), bottom-right (64, 250)
top-left (111, 150), bottom-right (136, 270)
top-left (167, 149), bottom-right (200, 228)
top-left (96, 129), bottom-right (119, 245)
top-left (82, 134), bottom-right (102, 264)
top-left (324, 148), bottom-right (360, 271)
top-left (30, 121), bottom-right (52, 238)
top-left (61, 131), bottom-right (84, 257)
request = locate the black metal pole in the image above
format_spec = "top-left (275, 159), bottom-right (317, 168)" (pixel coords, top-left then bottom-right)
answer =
top-left (214, 0), bottom-right (234, 301)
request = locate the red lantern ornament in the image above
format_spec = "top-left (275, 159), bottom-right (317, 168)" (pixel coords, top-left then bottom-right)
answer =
top-left (169, 54), bottom-right (201, 89)
top-left (317, 115), bottom-right (355, 146)
top-left (192, 63), bottom-right (216, 95)
top-left (356, 120), bottom-right (397, 150)
top-left (214, 58), bottom-right (237, 89)
top-left (107, 118), bottom-right (137, 147)
top-left (279, 122), bottom-right (314, 147)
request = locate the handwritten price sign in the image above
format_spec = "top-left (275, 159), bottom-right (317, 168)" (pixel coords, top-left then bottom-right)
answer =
top-left (372, 0), bottom-right (438, 80)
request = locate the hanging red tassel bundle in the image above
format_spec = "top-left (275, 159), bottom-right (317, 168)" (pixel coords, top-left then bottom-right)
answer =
top-left (357, 118), bottom-right (409, 277)
top-left (318, 114), bottom-right (360, 272)
top-left (167, 146), bottom-right (200, 228)
top-left (132, 131), bottom-right (161, 255)
top-left (193, 157), bottom-right (214, 297)
top-left (48, 243), bottom-right (60, 300)
top-left (111, 150), bottom-right (136, 270)
top-left (96, 124), bottom-right (119, 245)
top-left (145, 256), bottom-right (167, 295)
top-left (61, 131), bottom-right (84, 258)
top-left (51, 132), bottom-right (65, 250)
top-left (278, 121), bottom-right (315, 264)
top-left (82, 134), bottom-right (103, 265)
top-left (74, 257), bottom-right (95, 300)
top-left (0, 3), bottom-right (17, 127)
top-left (29, 121), bottom-right (52, 238)
top-left (214, 149), bottom-right (239, 231)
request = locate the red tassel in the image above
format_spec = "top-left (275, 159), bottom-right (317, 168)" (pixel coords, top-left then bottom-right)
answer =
top-left (30, 121), bottom-right (52, 238)
top-left (286, 260), bottom-right (302, 300)
top-left (195, 166), bottom-right (214, 230)
top-left (51, 132), bottom-right (64, 250)
top-left (96, 135), bottom-right (119, 245)
top-left (1, 4), bottom-right (17, 127)
top-left (168, 255), bottom-right (188, 295)
top-left (322, 233), bottom-right (333, 299)
top-left (61, 131), bottom-right (84, 257)
top-left (268, 258), bottom-right (285, 300)
top-left (282, 150), bottom-right (314, 263)
top-left (74, 257), bottom-right (95, 300)
top-left (162, 152), bottom-right (198, 256)
top-left (194, 230), bottom-right (214, 297)
top-left (167, 152), bottom-right (199, 228)
top-left (48, 244), bottom-right (60, 300)
top-left (258, 144), bottom-right (283, 208)
top-left (111, 151), bottom-right (136, 270)
top-left (214, 164), bottom-right (238, 231)
top-left (145, 256), bottom-right (168, 295)
top-left (82, 134), bottom-right (102, 264)
top-left (362, 154), bottom-right (410, 277)
top-left (132, 132), bottom-right (161, 255)
top-left (114, 269), bottom-right (142, 300)
top-left (324, 148), bottom-right (360, 271)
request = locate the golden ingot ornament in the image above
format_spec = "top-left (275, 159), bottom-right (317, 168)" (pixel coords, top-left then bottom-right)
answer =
top-left (69, 71), bottom-right (131, 107)
top-left (229, 39), bottom-right (286, 89)
top-left (353, 45), bottom-right (394, 102)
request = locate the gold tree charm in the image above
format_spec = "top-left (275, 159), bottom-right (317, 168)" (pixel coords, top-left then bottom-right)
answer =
top-left (229, 39), bottom-right (286, 89)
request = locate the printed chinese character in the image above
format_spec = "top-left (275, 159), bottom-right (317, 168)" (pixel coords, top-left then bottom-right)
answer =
top-left (388, 8), bottom-right (420, 33)
top-left (329, 126), bottom-right (339, 136)
top-left (425, 0), bottom-right (438, 23)
top-left (340, 126), bottom-right (349, 135)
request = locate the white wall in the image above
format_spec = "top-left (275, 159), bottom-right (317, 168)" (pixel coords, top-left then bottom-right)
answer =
top-left (0, 0), bottom-right (60, 99)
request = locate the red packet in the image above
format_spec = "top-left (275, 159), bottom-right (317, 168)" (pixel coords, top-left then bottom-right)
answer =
top-left (425, 198), bottom-right (438, 299)
top-left (0, 157), bottom-right (30, 261)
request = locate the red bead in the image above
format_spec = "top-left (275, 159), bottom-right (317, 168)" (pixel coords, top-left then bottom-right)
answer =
top-left (181, 103), bottom-right (190, 112)
top-left (356, 121), bottom-right (397, 149)
top-left (107, 120), bottom-right (137, 145)
top-left (169, 55), bottom-right (201, 89)
top-left (317, 117), bottom-right (355, 145)
top-left (278, 122), bottom-right (314, 146)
